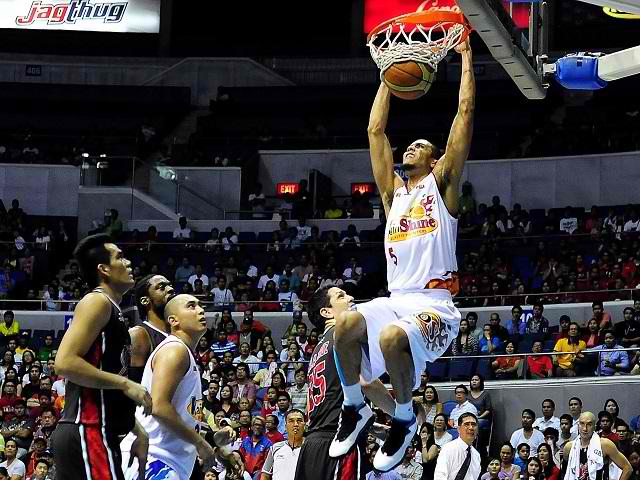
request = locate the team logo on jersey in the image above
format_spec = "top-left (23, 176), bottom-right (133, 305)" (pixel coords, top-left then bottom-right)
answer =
top-left (412, 311), bottom-right (449, 349)
top-left (186, 397), bottom-right (204, 421)
top-left (387, 194), bottom-right (438, 242)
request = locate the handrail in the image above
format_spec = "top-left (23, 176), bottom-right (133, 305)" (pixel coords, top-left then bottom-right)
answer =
top-left (0, 288), bottom-right (640, 304)
top-left (2, 287), bottom-right (638, 307)
top-left (143, 159), bottom-right (224, 215)
top-left (438, 346), bottom-right (640, 361)
top-left (2, 229), bottom-right (637, 248)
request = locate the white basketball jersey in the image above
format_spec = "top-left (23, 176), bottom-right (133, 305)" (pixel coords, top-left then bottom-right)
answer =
top-left (121, 335), bottom-right (202, 480)
top-left (385, 172), bottom-right (458, 293)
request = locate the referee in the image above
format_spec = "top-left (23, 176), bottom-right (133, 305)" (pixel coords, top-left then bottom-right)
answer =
top-left (434, 412), bottom-right (481, 480)
top-left (260, 409), bottom-right (306, 480)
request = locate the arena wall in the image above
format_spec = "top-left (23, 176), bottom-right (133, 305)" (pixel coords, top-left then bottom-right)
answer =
top-left (259, 150), bottom-right (640, 209)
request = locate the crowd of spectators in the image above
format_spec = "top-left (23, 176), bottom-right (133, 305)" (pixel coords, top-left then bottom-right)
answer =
top-left (448, 300), bottom-right (640, 379)
top-left (0, 300), bottom-right (638, 479)
top-left (4, 174), bottom-right (640, 315)
top-left (0, 329), bottom-right (61, 480)
top-left (0, 199), bottom-right (75, 309)
top-left (396, 380), bottom-right (640, 480)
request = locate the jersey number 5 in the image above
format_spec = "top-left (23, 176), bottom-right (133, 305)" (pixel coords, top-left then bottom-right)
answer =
top-left (388, 247), bottom-right (398, 266)
top-left (307, 360), bottom-right (326, 414)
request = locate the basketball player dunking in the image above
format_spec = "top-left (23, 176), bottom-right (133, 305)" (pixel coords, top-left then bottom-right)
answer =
top-left (329, 39), bottom-right (475, 472)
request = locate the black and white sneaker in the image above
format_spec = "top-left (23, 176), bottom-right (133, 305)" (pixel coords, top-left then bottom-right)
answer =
top-left (329, 403), bottom-right (375, 458)
top-left (373, 415), bottom-right (418, 472)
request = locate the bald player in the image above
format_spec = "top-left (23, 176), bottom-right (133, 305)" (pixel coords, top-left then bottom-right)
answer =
top-left (562, 411), bottom-right (631, 480)
top-left (129, 275), bottom-right (175, 382)
top-left (121, 294), bottom-right (241, 479)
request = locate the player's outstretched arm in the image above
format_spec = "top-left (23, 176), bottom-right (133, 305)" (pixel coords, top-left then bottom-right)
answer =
top-left (55, 293), bottom-right (152, 413)
top-left (435, 39), bottom-right (475, 215)
top-left (368, 83), bottom-right (400, 217)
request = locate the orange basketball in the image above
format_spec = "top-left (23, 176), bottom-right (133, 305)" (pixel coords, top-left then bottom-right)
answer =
top-left (382, 61), bottom-right (435, 100)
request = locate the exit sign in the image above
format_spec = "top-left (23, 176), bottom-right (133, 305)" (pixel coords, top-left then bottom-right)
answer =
top-left (351, 183), bottom-right (376, 195)
top-left (276, 183), bottom-right (299, 196)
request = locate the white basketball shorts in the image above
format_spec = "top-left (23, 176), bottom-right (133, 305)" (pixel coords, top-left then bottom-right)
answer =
top-left (355, 289), bottom-right (460, 390)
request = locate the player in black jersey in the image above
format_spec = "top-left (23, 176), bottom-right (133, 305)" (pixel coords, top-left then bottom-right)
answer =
top-left (129, 275), bottom-right (175, 382)
top-left (294, 286), bottom-right (394, 480)
top-left (52, 234), bottom-right (153, 480)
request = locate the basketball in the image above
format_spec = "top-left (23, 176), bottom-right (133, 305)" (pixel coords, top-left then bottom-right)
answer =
top-left (382, 61), bottom-right (435, 100)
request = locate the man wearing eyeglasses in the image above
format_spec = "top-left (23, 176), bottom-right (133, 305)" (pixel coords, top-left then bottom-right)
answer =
top-left (435, 412), bottom-right (481, 480)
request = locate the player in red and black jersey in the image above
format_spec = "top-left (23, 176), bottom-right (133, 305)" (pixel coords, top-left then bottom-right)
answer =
top-left (294, 286), bottom-right (394, 480)
top-left (52, 234), bottom-right (152, 480)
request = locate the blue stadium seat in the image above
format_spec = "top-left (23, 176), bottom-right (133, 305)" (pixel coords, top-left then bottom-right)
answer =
top-left (449, 359), bottom-right (476, 380)
top-left (359, 230), bottom-right (372, 242)
top-left (193, 232), bottom-right (209, 243)
top-left (443, 401), bottom-right (457, 417)
top-left (543, 339), bottom-right (556, 351)
top-left (448, 428), bottom-right (459, 440)
top-left (630, 415), bottom-right (640, 432)
top-left (238, 232), bottom-right (256, 244)
top-left (426, 361), bottom-right (448, 381)
top-left (257, 232), bottom-right (273, 244)
top-left (529, 209), bottom-right (547, 232)
top-left (518, 339), bottom-right (534, 353)
top-left (476, 359), bottom-right (493, 379)
top-left (527, 333), bottom-right (546, 344)
top-left (157, 232), bottom-right (173, 242)
top-left (513, 256), bottom-right (533, 282)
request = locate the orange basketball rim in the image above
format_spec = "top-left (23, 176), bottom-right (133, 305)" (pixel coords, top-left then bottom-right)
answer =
top-left (367, 1), bottom-right (472, 75)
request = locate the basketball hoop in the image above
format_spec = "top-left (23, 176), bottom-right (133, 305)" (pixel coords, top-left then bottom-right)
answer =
top-left (367, 9), bottom-right (471, 74)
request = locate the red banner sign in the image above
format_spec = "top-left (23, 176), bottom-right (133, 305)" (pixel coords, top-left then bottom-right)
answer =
top-left (364, 0), bottom-right (529, 33)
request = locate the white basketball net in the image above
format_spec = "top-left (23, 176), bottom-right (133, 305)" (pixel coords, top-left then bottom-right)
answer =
top-left (368, 17), bottom-right (466, 74)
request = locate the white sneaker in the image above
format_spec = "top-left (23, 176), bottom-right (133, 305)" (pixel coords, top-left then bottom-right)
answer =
top-left (328, 403), bottom-right (375, 458)
top-left (373, 416), bottom-right (418, 472)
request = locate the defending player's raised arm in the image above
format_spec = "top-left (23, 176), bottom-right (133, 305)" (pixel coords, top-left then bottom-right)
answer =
top-left (368, 83), bottom-right (400, 217)
top-left (435, 39), bottom-right (475, 211)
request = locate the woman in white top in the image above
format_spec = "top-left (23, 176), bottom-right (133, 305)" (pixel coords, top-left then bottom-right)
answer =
top-left (422, 386), bottom-right (444, 425)
top-left (433, 413), bottom-right (453, 448)
top-left (319, 267), bottom-right (344, 289)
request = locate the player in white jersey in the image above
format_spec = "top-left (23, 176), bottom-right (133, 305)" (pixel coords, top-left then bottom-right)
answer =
top-left (329, 39), bottom-right (475, 472)
top-left (120, 294), bottom-right (241, 479)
